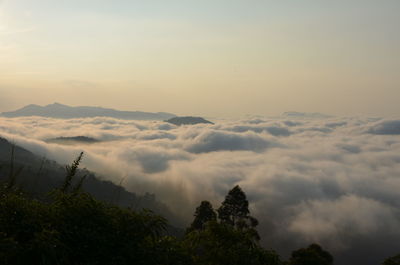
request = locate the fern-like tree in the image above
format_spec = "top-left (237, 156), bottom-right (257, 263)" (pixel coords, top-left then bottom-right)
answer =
top-left (188, 201), bottom-right (216, 232)
top-left (217, 185), bottom-right (258, 230)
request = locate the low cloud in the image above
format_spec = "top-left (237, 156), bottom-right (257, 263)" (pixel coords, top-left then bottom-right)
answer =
top-left (288, 195), bottom-right (400, 249)
top-left (184, 130), bottom-right (279, 153)
top-left (1, 115), bottom-right (400, 265)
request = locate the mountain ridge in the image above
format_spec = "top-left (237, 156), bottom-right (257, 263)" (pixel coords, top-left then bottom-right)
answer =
top-left (166, 116), bottom-right (214, 126)
top-left (1, 103), bottom-right (176, 120)
top-left (282, 111), bottom-right (333, 119)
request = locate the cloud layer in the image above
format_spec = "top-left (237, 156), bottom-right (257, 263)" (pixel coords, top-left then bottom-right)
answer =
top-left (1, 115), bottom-right (400, 265)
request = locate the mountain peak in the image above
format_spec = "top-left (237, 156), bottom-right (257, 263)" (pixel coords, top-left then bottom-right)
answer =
top-left (46, 102), bottom-right (68, 107)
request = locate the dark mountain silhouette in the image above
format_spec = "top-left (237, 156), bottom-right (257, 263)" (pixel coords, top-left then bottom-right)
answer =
top-left (46, 136), bottom-right (100, 144)
top-left (166, 116), bottom-right (213, 126)
top-left (1, 103), bottom-right (176, 120)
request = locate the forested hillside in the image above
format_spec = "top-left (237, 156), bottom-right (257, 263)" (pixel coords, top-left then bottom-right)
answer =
top-left (0, 137), bottom-right (177, 224)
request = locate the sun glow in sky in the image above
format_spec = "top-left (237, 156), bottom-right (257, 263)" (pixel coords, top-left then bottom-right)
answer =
top-left (0, 0), bottom-right (399, 117)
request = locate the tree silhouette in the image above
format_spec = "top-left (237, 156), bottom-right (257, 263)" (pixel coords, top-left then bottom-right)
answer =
top-left (61, 151), bottom-right (84, 193)
top-left (217, 185), bottom-right (258, 230)
top-left (188, 201), bottom-right (217, 232)
top-left (289, 244), bottom-right (333, 265)
top-left (184, 221), bottom-right (282, 265)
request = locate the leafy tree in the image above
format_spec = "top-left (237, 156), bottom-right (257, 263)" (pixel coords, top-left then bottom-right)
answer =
top-left (383, 254), bottom-right (400, 265)
top-left (185, 221), bottom-right (282, 265)
top-left (217, 185), bottom-right (258, 230)
top-left (289, 243), bottom-right (333, 265)
top-left (188, 201), bottom-right (217, 232)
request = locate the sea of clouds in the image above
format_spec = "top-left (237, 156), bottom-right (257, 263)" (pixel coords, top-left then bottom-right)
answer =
top-left (1, 115), bottom-right (400, 264)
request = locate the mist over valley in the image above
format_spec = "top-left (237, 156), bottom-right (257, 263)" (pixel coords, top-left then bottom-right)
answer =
top-left (1, 105), bottom-right (400, 265)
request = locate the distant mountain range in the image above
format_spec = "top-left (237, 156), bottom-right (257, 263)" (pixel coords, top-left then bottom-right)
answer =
top-left (1, 103), bottom-right (176, 120)
top-left (282, 111), bottom-right (332, 119)
top-left (46, 136), bottom-right (100, 144)
top-left (166, 116), bottom-right (213, 126)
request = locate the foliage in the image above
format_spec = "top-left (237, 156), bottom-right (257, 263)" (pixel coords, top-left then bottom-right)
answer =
top-left (288, 244), bottom-right (333, 265)
top-left (382, 254), bottom-right (400, 265)
top-left (60, 151), bottom-right (84, 193)
top-left (184, 186), bottom-right (283, 265)
top-left (0, 137), bottom-right (175, 221)
top-left (187, 200), bottom-right (217, 232)
top-left (184, 221), bottom-right (282, 265)
top-left (0, 153), bottom-right (186, 265)
top-left (217, 185), bottom-right (260, 243)
top-left (218, 185), bottom-right (249, 225)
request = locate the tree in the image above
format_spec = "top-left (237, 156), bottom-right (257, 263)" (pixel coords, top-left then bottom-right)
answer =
top-left (217, 185), bottom-right (258, 230)
top-left (382, 254), bottom-right (400, 265)
top-left (184, 221), bottom-right (282, 265)
top-left (188, 201), bottom-right (216, 232)
top-left (289, 244), bottom-right (333, 265)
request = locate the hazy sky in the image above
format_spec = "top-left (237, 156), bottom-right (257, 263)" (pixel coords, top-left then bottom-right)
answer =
top-left (1, 0), bottom-right (399, 117)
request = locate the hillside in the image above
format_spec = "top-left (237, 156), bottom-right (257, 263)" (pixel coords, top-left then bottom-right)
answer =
top-left (0, 137), bottom-right (177, 223)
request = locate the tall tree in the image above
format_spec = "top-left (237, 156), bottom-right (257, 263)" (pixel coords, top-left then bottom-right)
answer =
top-left (217, 185), bottom-right (258, 230)
top-left (188, 201), bottom-right (216, 232)
top-left (289, 244), bottom-right (333, 265)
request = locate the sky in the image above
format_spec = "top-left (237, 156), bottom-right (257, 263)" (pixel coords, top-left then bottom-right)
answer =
top-left (0, 0), bottom-right (399, 117)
